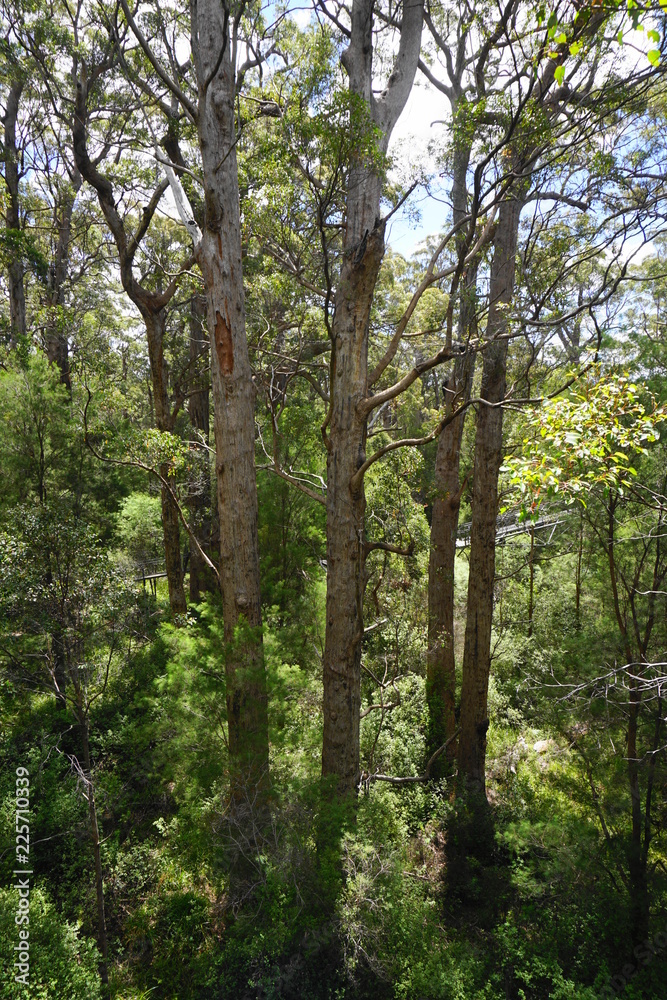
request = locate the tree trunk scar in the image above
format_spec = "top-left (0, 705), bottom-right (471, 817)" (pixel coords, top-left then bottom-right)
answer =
top-left (215, 307), bottom-right (234, 374)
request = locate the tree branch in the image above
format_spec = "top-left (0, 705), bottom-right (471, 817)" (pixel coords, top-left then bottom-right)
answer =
top-left (361, 728), bottom-right (460, 788)
top-left (373, 0), bottom-right (425, 136)
top-left (126, 177), bottom-right (169, 262)
top-left (257, 463), bottom-right (326, 506)
top-left (118, 0), bottom-right (198, 122)
top-left (367, 206), bottom-right (495, 388)
top-left (82, 390), bottom-right (220, 584)
top-left (364, 539), bottom-right (414, 556)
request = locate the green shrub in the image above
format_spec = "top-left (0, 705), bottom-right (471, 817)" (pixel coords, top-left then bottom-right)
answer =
top-left (0, 885), bottom-right (102, 1000)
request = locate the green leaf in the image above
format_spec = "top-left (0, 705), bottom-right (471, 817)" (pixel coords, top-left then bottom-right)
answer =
top-left (569, 40), bottom-right (582, 56)
top-left (647, 49), bottom-right (660, 67)
top-left (554, 65), bottom-right (565, 85)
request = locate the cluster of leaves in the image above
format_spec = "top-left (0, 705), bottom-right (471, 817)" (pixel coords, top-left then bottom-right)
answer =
top-left (0, 887), bottom-right (102, 1000)
top-left (502, 368), bottom-right (666, 515)
top-left (0, 227), bottom-right (48, 282)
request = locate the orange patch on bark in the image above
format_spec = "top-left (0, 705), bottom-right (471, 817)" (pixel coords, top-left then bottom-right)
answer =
top-left (214, 308), bottom-right (234, 375)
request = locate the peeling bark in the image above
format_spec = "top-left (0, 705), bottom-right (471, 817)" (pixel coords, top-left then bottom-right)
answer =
top-left (44, 172), bottom-right (81, 389)
top-left (187, 293), bottom-right (215, 603)
top-left (426, 137), bottom-right (477, 770)
top-left (426, 347), bottom-right (474, 769)
top-left (193, 0), bottom-right (269, 793)
top-left (321, 0), bottom-right (424, 798)
top-left (322, 224), bottom-right (385, 795)
top-left (457, 192), bottom-right (524, 795)
top-left (214, 307), bottom-right (234, 375)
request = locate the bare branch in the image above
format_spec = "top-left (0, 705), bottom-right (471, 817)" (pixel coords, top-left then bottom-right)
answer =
top-left (361, 728), bottom-right (460, 788)
top-left (118, 0), bottom-right (198, 122)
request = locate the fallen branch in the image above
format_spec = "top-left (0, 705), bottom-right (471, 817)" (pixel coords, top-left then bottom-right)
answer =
top-left (359, 728), bottom-right (460, 790)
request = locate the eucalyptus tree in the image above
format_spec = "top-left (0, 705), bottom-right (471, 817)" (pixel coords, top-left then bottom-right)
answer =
top-left (246, 6), bottom-right (488, 799)
top-left (1, 13), bottom-right (82, 380)
top-left (0, 35), bottom-right (55, 352)
top-left (17, 57), bottom-right (86, 387)
top-left (0, 68), bottom-right (26, 345)
top-left (287, 0), bottom-right (428, 799)
top-left (251, 4), bottom-right (471, 799)
top-left (2, 11), bottom-right (111, 717)
top-left (419, 3), bottom-right (490, 769)
top-left (418, 0), bottom-right (667, 801)
top-left (111, 0), bottom-right (287, 800)
top-left (36, 136), bottom-right (82, 389)
top-left (2, 0), bottom-right (214, 613)
top-left (72, 80), bottom-right (192, 614)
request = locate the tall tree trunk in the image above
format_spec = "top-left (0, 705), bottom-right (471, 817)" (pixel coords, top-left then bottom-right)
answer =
top-left (457, 192), bottom-right (523, 795)
top-left (449, 0), bottom-right (608, 802)
top-left (321, 0), bottom-right (423, 798)
top-left (426, 139), bottom-right (477, 769)
top-left (3, 79), bottom-right (26, 346)
top-left (144, 311), bottom-right (187, 615)
top-left (187, 293), bottom-right (214, 603)
top-left (194, 4), bottom-right (269, 793)
top-left (44, 173), bottom-right (81, 389)
top-left (322, 209), bottom-right (384, 797)
top-left (426, 346), bottom-right (474, 769)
